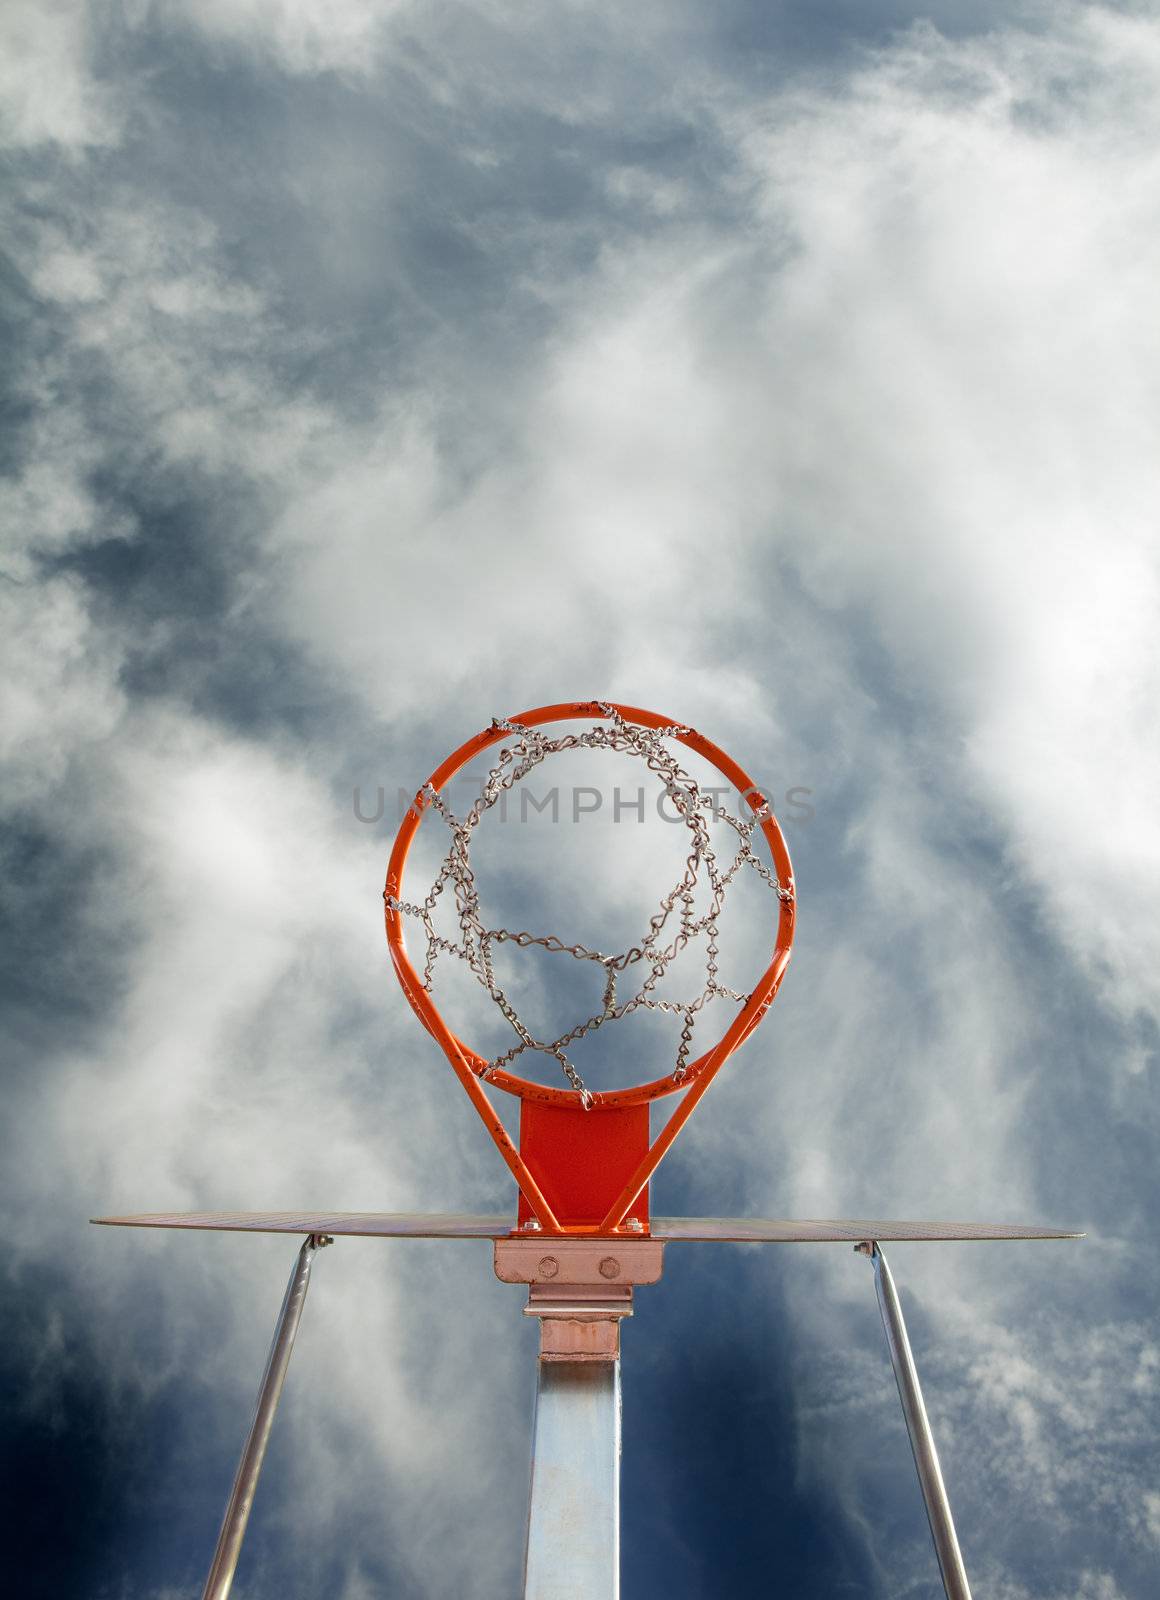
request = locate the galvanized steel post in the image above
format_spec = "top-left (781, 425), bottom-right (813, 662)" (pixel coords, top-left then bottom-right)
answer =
top-left (523, 1360), bottom-right (622, 1600)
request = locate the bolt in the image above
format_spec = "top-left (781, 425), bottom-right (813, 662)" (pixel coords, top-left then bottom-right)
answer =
top-left (521, 1218), bottom-right (542, 1233)
top-left (624, 1217), bottom-right (644, 1233)
top-left (538, 1256), bottom-right (560, 1279)
top-left (598, 1256), bottom-right (621, 1280)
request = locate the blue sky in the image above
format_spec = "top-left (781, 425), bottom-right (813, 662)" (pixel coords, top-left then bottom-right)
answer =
top-left (2, 2), bottom-right (1159, 1595)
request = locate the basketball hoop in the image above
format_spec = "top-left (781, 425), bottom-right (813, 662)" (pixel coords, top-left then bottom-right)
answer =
top-left (384, 701), bottom-right (796, 1235)
top-left (93, 709), bottom-right (1084, 1600)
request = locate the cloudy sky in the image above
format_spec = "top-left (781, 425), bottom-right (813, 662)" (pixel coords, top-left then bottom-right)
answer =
top-left (3, 1), bottom-right (1159, 1595)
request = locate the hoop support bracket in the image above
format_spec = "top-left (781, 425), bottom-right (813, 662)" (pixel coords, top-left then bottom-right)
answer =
top-left (496, 1237), bottom-right (665, 1361)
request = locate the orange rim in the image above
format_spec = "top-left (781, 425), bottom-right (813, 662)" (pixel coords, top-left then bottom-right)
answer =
top-left (385, 701), bottom-right (796, 1111)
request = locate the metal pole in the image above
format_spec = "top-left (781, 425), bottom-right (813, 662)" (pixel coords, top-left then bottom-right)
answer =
top-left (524, 1360), bottom-right (621, 1600)
top-left (202, 1233), bottom-right (331, 1600)
top-left (858, 1241), bottom-right (972, 1600)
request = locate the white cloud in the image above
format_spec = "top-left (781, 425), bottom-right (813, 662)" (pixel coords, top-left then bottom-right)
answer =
top-left (266, 240), bottom-right (788, 731)
top-left (728, 8), bottom-right (1160, 1024)
top-left (5, 4), bottom-right (1160, 1595)
top-left (261, 5), bottom-right (1160, 1055)
top-left (11, 701), bottom-right (531, 1593)
top-left (141, 0), bottom-right (414, 76)
top-left (0, 576), bottom-right (126, 807)
top-left (4, 191), bottom-right (338, 497)
top-left (31, 245), bottom-right (106, 303)
top-left (0, 0), bottom-right (122, 151)
top-left (0, 389), bottom-right (138, 580)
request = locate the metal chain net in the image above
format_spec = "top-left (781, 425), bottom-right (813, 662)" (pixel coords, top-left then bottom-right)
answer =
top-left (386, 704), bottom-right (793, 1106)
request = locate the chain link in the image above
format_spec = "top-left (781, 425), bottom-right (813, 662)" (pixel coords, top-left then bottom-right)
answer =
top-left (385, 705), bottom-right (793, 1101)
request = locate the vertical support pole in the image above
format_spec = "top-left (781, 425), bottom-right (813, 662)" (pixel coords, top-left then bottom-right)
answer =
top-left (857, 1241), bottom-right (972, 1600)
top-left (523, 1360), bottom-right (621, 1600)
top-left (202, 1233), bottom-right (331, 1600)
top-left (500, 1239), bottom-right (660, 1600)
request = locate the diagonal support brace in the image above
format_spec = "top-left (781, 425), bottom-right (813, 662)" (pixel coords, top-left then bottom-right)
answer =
top-left (857, 1240), bottom-right (972, 1600)
top-left (201, 1233), bottom-right (331, 1600)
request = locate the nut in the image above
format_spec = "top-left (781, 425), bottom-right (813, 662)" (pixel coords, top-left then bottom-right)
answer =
top-left (538, 1256), bottom-right (560, 1279)
top-left (598, 1256), bottom-right (621, 1280)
